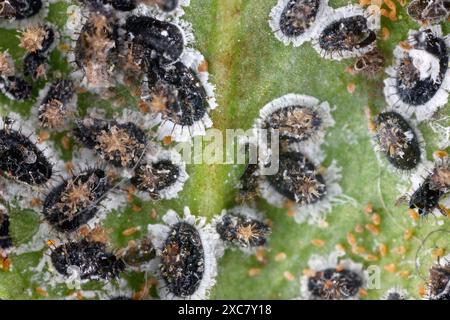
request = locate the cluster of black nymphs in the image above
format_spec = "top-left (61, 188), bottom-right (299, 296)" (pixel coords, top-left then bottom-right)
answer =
top-left (69, 0), bottom-right (215, 142)
top-left (0, 0), bottom-right (200, 292)
top-left (19, 24), bottom-right (57, 80)
top-left (270, 2), bottom-right (380, 64)
top-left (240, 93), bottom-right (339, 225)
top-left (0, 17), bottom-right (57, 101)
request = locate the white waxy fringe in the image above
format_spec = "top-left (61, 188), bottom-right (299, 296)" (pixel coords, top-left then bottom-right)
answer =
top-left (312, 4), bottom-right (380, 61)
top-left (211, 205), bottom-right (267, 255)
top-left (143, 48), bottom-right (217, 142)
top-left (0, 113), bottom-right (65, 209)
top-left (382, 287), bottom-right (409, 300)
top-left (254, 93), bottom-right (334, 162)
top-left (269, 0), bottom-right (330, 47)
top-left (259, 158), bottom-right (342, 225)
top-left (0, 0), bottom-right (49, 30)
top-left (429, 115), bottom-right (450, 150)
top-left (133, 147), bottom-right (189, 200)
top-left (383, 26), bottom-right (450, 122)
top-left (147, 207), bottom-right (223, 300)
top-left (300, 251), bottom-right (368, 300)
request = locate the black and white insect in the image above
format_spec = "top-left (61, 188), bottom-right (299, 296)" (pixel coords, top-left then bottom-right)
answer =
top-left (382, 287), bottom-right (408, 300)
top-left (42, 168), bottom-right (112, 233)
top-left (0, 115), bottom-right (54, 185)
top-left (130, 148), bottom-right (188, 200)
top-left (0, 50), bottom-right (31, 100)
top-left (255, 94), bottom-right (334, 156)
top-left (213, 206), bottom-right (271, 252)
top-left (19, 24), bottom-right (58, 80)
top-left (50, 239), bottom-right (125, 280)
top-left (0, 204), bottom-right (13, 256)
top-left (427, 255), bottom-right (450, 300)
top-left (124, 15), bottom-right (184, 65)
top-left (23, 52), bottom-right (47, 80)
top-left (269, 0), bottom-right (330, 47)
top-left (0, 51), bottom-right (31, 101)
top-left (373, 111), bottom-right (423, 172)
top-left (141, 49), bottom-right (217, 142)
top-left (148, 207), bottom-right (222, 299)
top-left (384, 26), bottom-right (450, 122)
top-left (259, 150), bottom-right (342, 224)
top-left (68, 4), bottom-right (120, 91)
top-left (74, 117), bottom-right (147, 168)
top-left (407, 0), bottom-right (450, 25)
top-left (408, 155), bottom-right (450, 217)
top-left (0, 0), bottom-right (49, 29)
top-left (0, 74), bottom-right (32, 101)
top-left (312, 5), bottom-right (380, 60)
top-left (35, 79), bottom-right (77, 131)
top-left (300, 252), bottom-right (367, 300)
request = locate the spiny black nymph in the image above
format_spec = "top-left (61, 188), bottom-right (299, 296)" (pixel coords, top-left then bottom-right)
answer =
top-left (131, 159), bottom-right (180, 199)
top-left (318, 15), bottom-right (376, 53)
top-left (0, 126), bottom-right (52, 185)
top-left (375, 111), bottom-right (421, 171)
top-left (125, 15), bottom-right (184, 65)
top-left (266, 151), bottom-right (327, 205)
top-left (0, 75), bottom-right (32, 101)
top-left (307, 268), bottom-right (364, 300)
top-left (42, 169), bottom-right (111, 233)
top-left (160, 222), bottom-right (205, 297)
top-left (38, 79), bottom-right (75, 129)
top-left (279, 0), bottom-right (321, 37)
top-left (50, 239), bottom-right (125, 280)
top-left (263, 105), bottom-right (323, 142)
top-left (409, 176), bottom-right (445, 216)
top-left (144, 61), bottom-right (208, 126)
top-left (216, 214), bottom-right (271, 248)
top-left (74, 118), bottom-right (147, 168)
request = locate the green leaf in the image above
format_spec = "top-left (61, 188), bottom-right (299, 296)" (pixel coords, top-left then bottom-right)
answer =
top-left (0, 0), bottom-right (449, 300)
